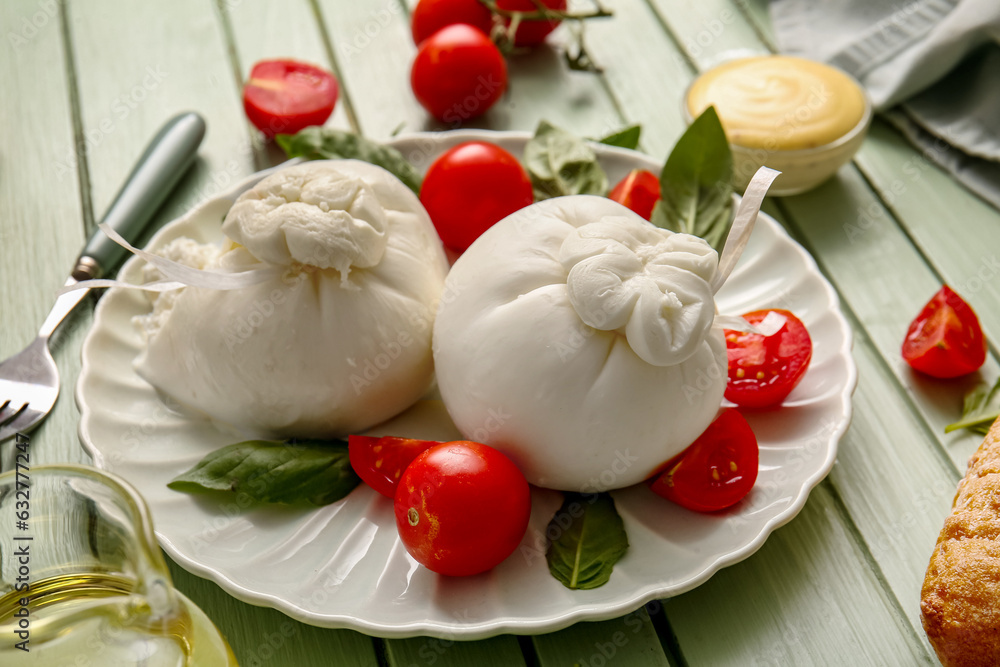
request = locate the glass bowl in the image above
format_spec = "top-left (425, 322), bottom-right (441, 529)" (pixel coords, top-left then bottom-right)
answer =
top-left (684, 55), bottom-right (873, 196)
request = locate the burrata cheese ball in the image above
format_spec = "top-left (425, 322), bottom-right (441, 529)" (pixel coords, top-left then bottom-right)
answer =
top-left (135, 160), bottom-right (449, 439)
top-left (433, 196), bottom-right (726, 492)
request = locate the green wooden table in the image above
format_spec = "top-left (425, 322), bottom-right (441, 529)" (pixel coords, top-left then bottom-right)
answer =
top-left (3, 0), bottom-right (998, 664)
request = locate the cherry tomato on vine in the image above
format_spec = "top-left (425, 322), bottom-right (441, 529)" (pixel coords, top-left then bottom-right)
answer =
top-left (410, 24), bottom-right (507, 123)
top-left (411, 0), bottom-right (493, 45)
top-left (394, 441), bottom-right (531, 576)
top-left (348, 435), bottom-right (440, 498)
top-left (902, 285), bottom-right (986, 378)
top-left (420, 141), bottom-right (534, 252)
top-left (497, 0), bottom-right (567, 46)
top-left (724, 309), bottom-right (812, 408)
top-left (649, 409), bottom-right (758, 512)
top-left (242, 59), bottom-right (338, 138)
top-left (608, 169), bottom-right (661, 220)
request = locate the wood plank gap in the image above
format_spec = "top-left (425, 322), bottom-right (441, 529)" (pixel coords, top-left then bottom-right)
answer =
top-left (211, 0), bottom-right (270, 167)
top-left (212, 0), bottom-right (248, 109)
top-left (638, 0), bottom-right (697, 74)
top-left (647, 601), bottom-right (688, 667)
top-left (591, 73), bottom-right (631, 143)
top-left (306, 0), bottom-right (362, 134)
top-left (770, 196), bottom-right (965, 480)
top-left (393, 0), bottom-right (411, 18)
top-left (731, 0), bottom-right (776, 51)
top-left (371, 636), bottom-right (391, 667)
top-left (850, 153), bottom-right (1000, 361)
top-left (818, 477), bottom-right (936, 660)
top-left (515, 635), bottom-right (541, 667)
top-left (841, 306), bottom-right (965, 482)
top-left (58, 0), bottom-right (94, 236)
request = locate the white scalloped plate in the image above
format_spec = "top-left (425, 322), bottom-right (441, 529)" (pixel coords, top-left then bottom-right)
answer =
top-left (77, 131), bottom-right (856, 640)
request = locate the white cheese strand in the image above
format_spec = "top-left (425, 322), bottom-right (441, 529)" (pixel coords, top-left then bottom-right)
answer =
top-left (57, 222), bottom-right (282, 295)
top-left (715, 311), bottom-right (787, 336)
top-left (711, 166), bottom-right (781, 294)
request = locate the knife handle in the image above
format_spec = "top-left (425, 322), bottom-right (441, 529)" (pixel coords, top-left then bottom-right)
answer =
top-left (72, 111), bottom-right (206, 281)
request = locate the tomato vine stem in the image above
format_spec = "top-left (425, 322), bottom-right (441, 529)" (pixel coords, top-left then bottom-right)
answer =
top-left (475, 0), bottom-right (612, 72)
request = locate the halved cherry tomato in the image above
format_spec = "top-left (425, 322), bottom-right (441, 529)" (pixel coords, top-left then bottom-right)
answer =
top-left (725, 309), bottom-right (812, 408)
top-left (242, 59), bottom-right (338, 138)
top-left (902, 285), bottom-right (986, 378)
top-left (420, 141), bottom-right (533, 252)
top-left (348, 435), bottom-right (439, 498)
top-left (649, 409), bottom-right (758, 512)
top-left (395, 441), bottom-right (531, 576)
top-left (608, 169), bottom-right (661, 220)
top-left (410, 24), bottom-right (507, 123)
top-left (497, 0), bottom-right (567, 46)
top-left (411, 0), bottom-right (493, 45)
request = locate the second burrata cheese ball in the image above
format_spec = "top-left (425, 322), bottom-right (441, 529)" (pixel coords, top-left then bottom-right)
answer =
top-left (433, 196), bottom-right (727, 492)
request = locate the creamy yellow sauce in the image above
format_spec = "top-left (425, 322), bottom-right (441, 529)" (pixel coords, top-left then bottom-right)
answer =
top-left (686, 56), bottom-right (867, 151)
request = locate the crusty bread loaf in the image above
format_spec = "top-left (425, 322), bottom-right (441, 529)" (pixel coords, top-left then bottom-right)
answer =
top-left (922, 417), bottom-right (1000, 666)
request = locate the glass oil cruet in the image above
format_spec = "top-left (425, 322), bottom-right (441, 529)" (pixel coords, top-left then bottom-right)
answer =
top-left (0, 464), bottom-right (237, 665)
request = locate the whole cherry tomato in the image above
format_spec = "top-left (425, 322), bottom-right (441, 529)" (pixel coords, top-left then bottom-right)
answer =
top-left (243, 59), bottom-right (338, 138)
top-left (348, 435), bottom-right (440, 498)
top-left (608, 169), bottom-right (661, 220)
top-left (394, 441), bottom-right (531, 576)
top-left (411, 0), bottom-right (493, 45)
top-left (902, 285), bottom-right (986, 378)
top-left (724, 309), bottom-right (812, 408)
top-left (410, 24), bottom-right (507, 123)
top-left (497, 0), bottom-right (567, 46)
top-left (420, 141), bottom-right (534, 252)
top-left (649, 409), bottom-right (758, 512)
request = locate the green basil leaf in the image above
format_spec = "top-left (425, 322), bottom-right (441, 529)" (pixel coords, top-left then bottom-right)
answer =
top-left (945, 378), bottom-right (1000, 434)
top-left (275, 127), bottom-right (423, 195)
top-left (597, 125), bottom-right (642, 150)
top-left (654, 106), bottom-right (734, 252)
top-left (546, 492), bottom-right (629, 590)
top-left (524, 120), bottom-right (609, 200)
top-left (168, 439), bottom-right (360, 506)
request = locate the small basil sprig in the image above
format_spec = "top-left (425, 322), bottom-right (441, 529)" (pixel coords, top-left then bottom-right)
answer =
top-left (650, 106), bottom-right (734, 253)
top-left (276, 127), bottom-right (423, 195)
top-left (597, 124), bottom-right (641, 150)
top-left (546, 492), bottom-right (629, 590)
top-left (945, 378), bottom-right (1000, 434)
top-left (168, 439), bottom-right (360, 506)
top-left (524, 120), bottom-right (609, 200)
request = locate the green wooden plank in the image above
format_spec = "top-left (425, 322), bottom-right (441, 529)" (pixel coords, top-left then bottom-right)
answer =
top-left (580, 0), bottom-right (695, 157)
top-left (775, 152), bottom-right (998, 472)
top-left (532, 608), bottom-right (676, 667)
top-left (219, 0), bottom-right (355, 170)
top-left (646, 0), bottom-right (996, 480)
top-left (0, 0), bottom-right (91, 466)
top-left (665, 484), bottom-right (933, 666)
top-left (62, 3), bottom-right (380, 665)
top-left (168, 560), bottom-right (380, 667)
top-left (739, 0), bottom-right (1000, 350)
top-left (66, 0), bottom-right (255, 232)
top-left (854, 122), bottom-right (1000, 346)
top-left (385, 634), bottom-right (527, 667)
top-left (827, 320), bottom-right (958, 657)
top-left (311, 0), bottom-right (438, 138)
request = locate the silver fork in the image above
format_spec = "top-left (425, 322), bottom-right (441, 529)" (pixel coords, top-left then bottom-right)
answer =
top-left (0, 112), bottom-right (206, 462)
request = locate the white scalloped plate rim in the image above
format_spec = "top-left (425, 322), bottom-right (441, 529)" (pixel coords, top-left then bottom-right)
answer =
top-left (77, 130), bottom-right (857, 640)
